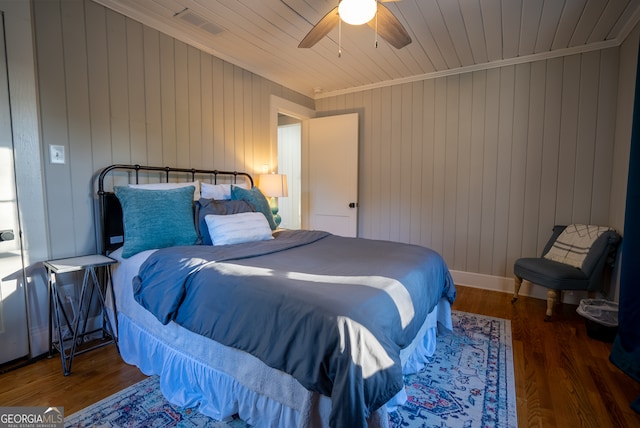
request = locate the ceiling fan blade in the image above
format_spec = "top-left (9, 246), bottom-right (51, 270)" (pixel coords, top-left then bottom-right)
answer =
top-left (368, 3), bottom-right (412, 49)
top-left (298, 6), bottom-right (340, 48)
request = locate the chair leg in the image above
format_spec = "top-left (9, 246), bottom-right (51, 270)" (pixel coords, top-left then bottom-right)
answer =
top-left (545, 290), bottom-right (557, 322)
top-left (512, 276), bottom-right (522, 304)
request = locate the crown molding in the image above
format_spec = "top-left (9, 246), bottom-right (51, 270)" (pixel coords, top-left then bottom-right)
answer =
top-left (315, 39), bottom-right (623, 99)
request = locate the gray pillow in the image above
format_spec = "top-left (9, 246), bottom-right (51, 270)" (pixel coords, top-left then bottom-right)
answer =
top-left (195, 198), bottom-right (255, 245)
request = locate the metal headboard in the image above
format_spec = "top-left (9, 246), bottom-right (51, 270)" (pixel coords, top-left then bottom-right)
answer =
top-left (97, 164), bottom-right (254, 254)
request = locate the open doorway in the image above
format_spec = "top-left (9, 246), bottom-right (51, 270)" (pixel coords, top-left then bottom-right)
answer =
top-left (277, 115), bottom-right (301, 229)
top-left (270, 95), bottom-right (314, 230)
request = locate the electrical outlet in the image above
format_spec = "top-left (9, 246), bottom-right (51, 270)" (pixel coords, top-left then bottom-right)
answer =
top-left (50, 144), bottom-right (65, 164)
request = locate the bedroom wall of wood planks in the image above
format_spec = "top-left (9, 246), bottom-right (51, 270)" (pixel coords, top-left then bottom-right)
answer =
top-left (316, 26), bottom-right (639, 302)
top-left (32, 0), bottom-right (313, 259)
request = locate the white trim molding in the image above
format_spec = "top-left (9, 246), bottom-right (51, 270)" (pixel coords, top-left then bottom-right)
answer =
top-left (450, 270), bottom-right (591, 306)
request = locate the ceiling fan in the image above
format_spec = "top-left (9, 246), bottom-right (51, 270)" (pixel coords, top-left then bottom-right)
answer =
top-left (298, 0), bottom-right (412, 50)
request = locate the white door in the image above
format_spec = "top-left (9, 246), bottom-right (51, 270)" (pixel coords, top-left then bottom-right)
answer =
top-left (308, 113), bottom-right (359, 237)
top-left (0, 16), bottom-right (29, 364)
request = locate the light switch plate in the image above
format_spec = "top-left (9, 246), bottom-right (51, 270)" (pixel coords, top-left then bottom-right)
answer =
top-left (50, 145), bottom-right (65, 164)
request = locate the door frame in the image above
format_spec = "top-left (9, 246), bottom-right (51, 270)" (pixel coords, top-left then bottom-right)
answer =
top-left (270, 95), bottom-right (315, 228)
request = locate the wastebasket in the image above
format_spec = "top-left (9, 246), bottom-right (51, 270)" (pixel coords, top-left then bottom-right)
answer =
top-left (576, 299), bottom-right (619, 343)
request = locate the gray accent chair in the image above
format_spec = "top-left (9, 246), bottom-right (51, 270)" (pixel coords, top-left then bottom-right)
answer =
top-left (512, 225), bottom-right (621, 321)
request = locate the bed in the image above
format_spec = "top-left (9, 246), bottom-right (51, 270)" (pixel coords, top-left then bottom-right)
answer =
top-left (97, 164), bottom-right (456, 428)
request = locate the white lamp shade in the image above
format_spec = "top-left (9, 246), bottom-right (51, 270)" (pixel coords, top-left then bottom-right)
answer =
top-left (259, 173), bottom-right (288, 198)
top-left (338, 0), bottom-right (377, 25)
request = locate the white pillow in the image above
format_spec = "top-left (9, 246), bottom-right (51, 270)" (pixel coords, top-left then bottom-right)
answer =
top-left (201, 182), bottom-right (248, 200)
top-left (204, 212), bottom-right (273, 246)
top-left (129, 180), bottom-right (201, 200)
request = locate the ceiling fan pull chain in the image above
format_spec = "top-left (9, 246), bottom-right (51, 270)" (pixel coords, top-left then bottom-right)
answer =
top-left (338, 18), bottom-right (342, 57)
top-left (375, 7), bottom-right (379, 48)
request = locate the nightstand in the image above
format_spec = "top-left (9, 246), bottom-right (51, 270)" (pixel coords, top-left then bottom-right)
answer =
top-left (45, 254), bottom-right (118, 375)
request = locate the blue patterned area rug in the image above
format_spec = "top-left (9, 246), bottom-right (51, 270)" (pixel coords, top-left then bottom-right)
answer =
top-left (65, 311), bottom-right (516, 428)
top-left (389, 311), bottom-right (516, 428)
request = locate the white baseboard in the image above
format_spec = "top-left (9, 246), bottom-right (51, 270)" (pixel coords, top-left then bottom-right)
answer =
top-left (450, 270), bottom-right (588, 306)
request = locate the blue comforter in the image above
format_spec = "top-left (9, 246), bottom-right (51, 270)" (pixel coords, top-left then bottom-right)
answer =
top-left (133, 229), bottom-right (455, 428)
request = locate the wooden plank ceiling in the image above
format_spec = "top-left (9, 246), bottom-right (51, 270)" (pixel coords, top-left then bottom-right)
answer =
top-left (94, 0), bottom-right (640, 98)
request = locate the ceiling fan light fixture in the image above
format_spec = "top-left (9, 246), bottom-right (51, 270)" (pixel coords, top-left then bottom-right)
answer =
top-left (338, 0), bottom-right (377, 26)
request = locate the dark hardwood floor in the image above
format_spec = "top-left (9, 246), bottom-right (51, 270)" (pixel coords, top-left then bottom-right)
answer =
top-left (0, 285), bottom-right (638, 427)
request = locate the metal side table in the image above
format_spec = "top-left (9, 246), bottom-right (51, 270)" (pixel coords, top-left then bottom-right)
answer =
top-left (45, 254), bottom-right (118, 375)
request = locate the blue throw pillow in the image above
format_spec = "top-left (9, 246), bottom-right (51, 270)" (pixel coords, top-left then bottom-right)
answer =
top-left (115, 185), bottom-right (198, 258)
top-left (230, 185), bottom-right (278, 230)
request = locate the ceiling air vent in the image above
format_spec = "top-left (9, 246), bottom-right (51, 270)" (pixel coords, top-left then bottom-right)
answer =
top-left (175, 8), bottom-right (224, 36)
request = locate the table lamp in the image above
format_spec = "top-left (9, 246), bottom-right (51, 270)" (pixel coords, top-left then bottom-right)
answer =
top-left (259, 173), bottom-right (288, 227)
